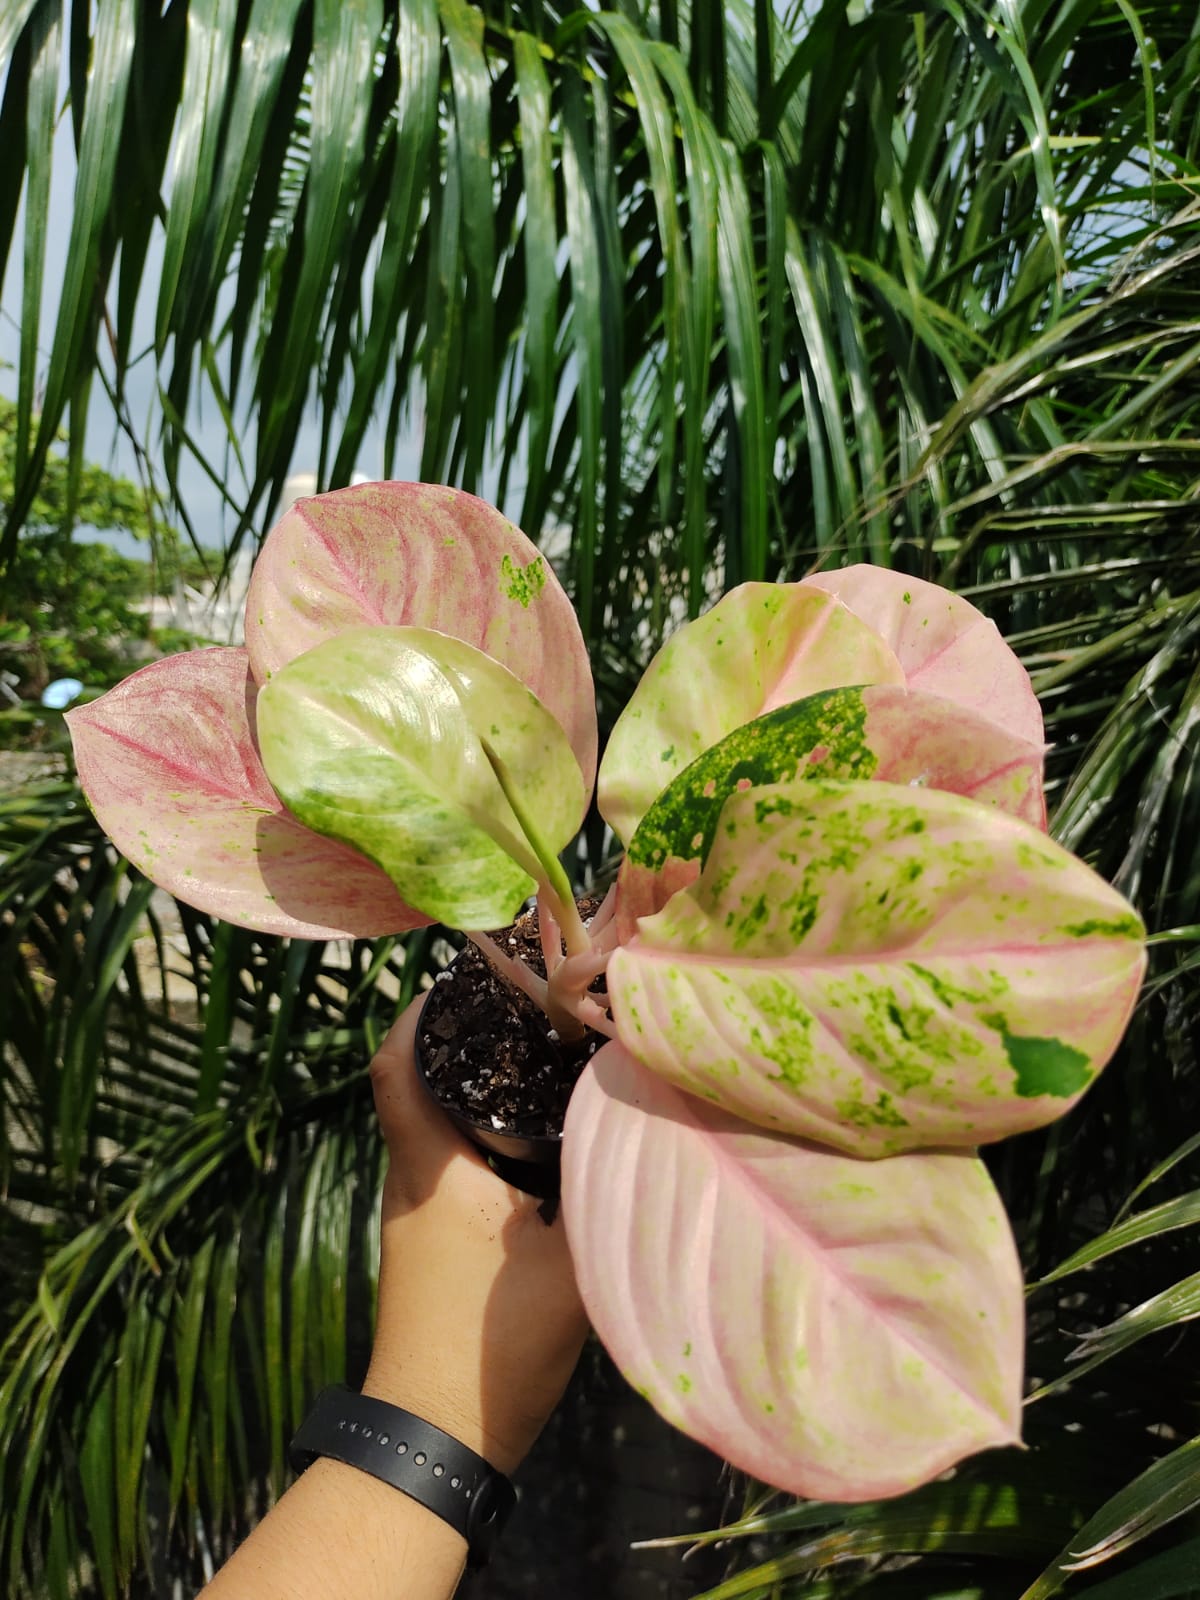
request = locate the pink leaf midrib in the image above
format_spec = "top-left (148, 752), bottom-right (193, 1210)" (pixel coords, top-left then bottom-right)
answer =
top-left (905, 612), bottom-right (983, 681)
top-left (81, 720), bottom-right (275, 811)
top-left (309, 513), bottom-right (388, 627)
top-left (661, 1078), bottom-right (1017, 1432)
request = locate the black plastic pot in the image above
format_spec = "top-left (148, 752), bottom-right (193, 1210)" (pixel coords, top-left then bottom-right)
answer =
top-left (414, 986), bottom-right (563, 1200)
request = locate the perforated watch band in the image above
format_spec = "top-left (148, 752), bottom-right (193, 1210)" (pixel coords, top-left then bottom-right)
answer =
top-left (289, 1386), bottom-right (516, 1568)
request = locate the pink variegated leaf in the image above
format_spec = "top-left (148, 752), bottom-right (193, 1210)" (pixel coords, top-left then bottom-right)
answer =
top-left (597, 583), bottom-right (904, 846)
top-left (803, 567), bottom-right (1044, 751)
top-left (244, 482), bottom-right (597, 788)
top-left (609, 779), bottom-right (1145, 1155)
top-left (562, 1042), bottom-right (1024, 1501)
top-left (616, 683), bottom-right (1046, 940)
top-left (66, 649), bottom-right (424, 939)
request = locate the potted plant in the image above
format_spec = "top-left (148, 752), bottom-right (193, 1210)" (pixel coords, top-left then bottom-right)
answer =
top-left (68, 481), bottom-right (1145, 1501)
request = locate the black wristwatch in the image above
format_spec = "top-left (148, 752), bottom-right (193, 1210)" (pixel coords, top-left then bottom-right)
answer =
top-left (290, 1386), bottom-right (517, 1568)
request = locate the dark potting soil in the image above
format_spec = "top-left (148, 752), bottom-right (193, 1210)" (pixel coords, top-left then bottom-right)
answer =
top-left (417, 899), bottom-right (607, 1140)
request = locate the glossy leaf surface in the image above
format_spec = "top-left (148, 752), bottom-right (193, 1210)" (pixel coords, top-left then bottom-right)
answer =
top-left (244, 481), bottom-right (598, 786)
top-left (803, 567), bottom-right (1045, 748)
top-left (598, 583), bottom-right (904, 846)
top-left (609, 780), bottom-right (1145, 1154)
top-left (256, 625), bottom-right (586, 928)
top-left (616, 683), bottom-right (1047, 938)
top-left (66, 649), bottom-right (420, 939)
top-left (562, 1042), bottom-right (1024, 1501)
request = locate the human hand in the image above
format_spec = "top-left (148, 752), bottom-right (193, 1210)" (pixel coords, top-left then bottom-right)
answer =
top-left (364, 996), bottom-right (589, 1474)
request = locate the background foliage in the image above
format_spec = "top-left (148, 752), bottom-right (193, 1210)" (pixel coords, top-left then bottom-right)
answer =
top-left (0, 391), bottom-right (213, 706)
top-left (1, 0), bottom-right (1199, 1595)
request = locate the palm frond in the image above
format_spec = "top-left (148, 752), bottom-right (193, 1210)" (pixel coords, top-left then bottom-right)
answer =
top-left (4, 1), bottom-right (1200, 1594)
top-left (0, 779), bottom-right (437, 1595)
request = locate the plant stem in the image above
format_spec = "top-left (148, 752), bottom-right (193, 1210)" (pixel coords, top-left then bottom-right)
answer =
top-left (466, 931), bottom-right (550, 1010)
top-left (481, 740), bottom-right (591, 956)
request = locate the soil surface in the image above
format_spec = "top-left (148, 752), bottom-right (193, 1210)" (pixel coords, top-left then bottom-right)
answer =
top-left (417, 898), bottom-right (607, 1140)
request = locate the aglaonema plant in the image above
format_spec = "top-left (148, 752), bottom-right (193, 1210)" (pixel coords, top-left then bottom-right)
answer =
top-left (67, 482), bottom-right (1146, 1502)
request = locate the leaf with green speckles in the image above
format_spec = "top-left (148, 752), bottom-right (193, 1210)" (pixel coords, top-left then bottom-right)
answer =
top-left (608, 778), bottom-right (1145, 1156)
top-left (804, 566), bottom-right (1045, 749)
top-left (66, 648), bottom-right (422, 939)
top-left (257, 624), bottom-right (586, 928)
top-left (500, 551), bottom-right (547, 606)
top-left (1003, 1033), bottom-right (1091, 1098)
top-left (598, 582), bottom-right (905, 846)
top-left (562, 1042), bottom-right (1024, 1501)
top-left (616, 682), bottom-right (1046, 939)
top-left (1063, 915), bottom-right (1144, 939)
top-left (244, 480), bottom-right (597, 791)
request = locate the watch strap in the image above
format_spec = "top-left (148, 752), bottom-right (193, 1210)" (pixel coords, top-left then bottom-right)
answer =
top-left (289, 1386), bottom-right (516, 1567)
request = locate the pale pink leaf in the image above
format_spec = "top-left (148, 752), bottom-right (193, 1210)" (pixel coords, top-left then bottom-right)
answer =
top-left (609, 779), bottom-right (1145, 1155)
top-left (244, 482), bottom-right (596, 786)
top-left (615, 682), bottom-right (1046, 940)
top-left (66, 649), bottom-right (424, 939)
top-left (598, 582), bottom-right (905, 845)
top-left (803, 566), bottom-right (1044, 749)
top-left (562, 1042), bottom-right (1024, 1501)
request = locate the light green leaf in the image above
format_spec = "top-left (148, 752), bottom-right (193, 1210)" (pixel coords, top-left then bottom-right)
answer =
top-left (560, 71), bottom-right (603, 639)
top-left (711, 129), bottom-right (768, 586)
top-left (331, 0), bottom-right (440, 482)
top-left (599, 582), bottom-right (904, 846)
top-left (255, 0), bottom-right (381, 486)
top-left (257, 625), bottom-right (586, 928)
top-left (592, 13), bottom-right (685, 527)
top-left (0, 0), bottom-right (43, 68)
top-left (1121, 1130), bottom-right (1200, 1216)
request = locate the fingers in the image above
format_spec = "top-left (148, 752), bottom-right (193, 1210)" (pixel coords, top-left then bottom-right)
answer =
top-left (368, 995), bottom-right (424, 1131)
top-left (370, 990), bottom-right (565, 1217)
top-left (370, 994), bottom-right (481, 1171)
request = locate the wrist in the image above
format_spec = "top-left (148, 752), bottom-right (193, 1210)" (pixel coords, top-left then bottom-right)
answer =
top-left (362, 1353), bottom-right (524, 1476)
top-left (290, 1389), bottom-right (517, 1571)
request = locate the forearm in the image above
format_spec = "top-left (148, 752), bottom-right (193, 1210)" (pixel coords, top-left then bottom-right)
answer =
top-left (198, 1456), bottom-right (467, 1600)
top-left (198, 1001), bottom-right (586, 1599)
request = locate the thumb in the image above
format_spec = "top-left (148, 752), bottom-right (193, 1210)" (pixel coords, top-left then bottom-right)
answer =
top-left (370, 993), bottom-right (492, 1190)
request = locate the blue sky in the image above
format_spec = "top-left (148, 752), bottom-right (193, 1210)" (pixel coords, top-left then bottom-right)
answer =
top-left (0, 78), bottom-right (423, 561)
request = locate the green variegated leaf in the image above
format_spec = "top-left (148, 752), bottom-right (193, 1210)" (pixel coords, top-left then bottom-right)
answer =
top-left (256, 625), bottom-right (586, 928)
top-left (598, 583), bottom-right (904, 846)
top-left (617, 683), bottom-right (1046, 938)
top-left (608, 779), bottom-right (1145, 1156)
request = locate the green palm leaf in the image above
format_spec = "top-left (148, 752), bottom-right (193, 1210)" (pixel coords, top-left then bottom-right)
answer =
top-left (4, 1), bottom-right (1200, 1592)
